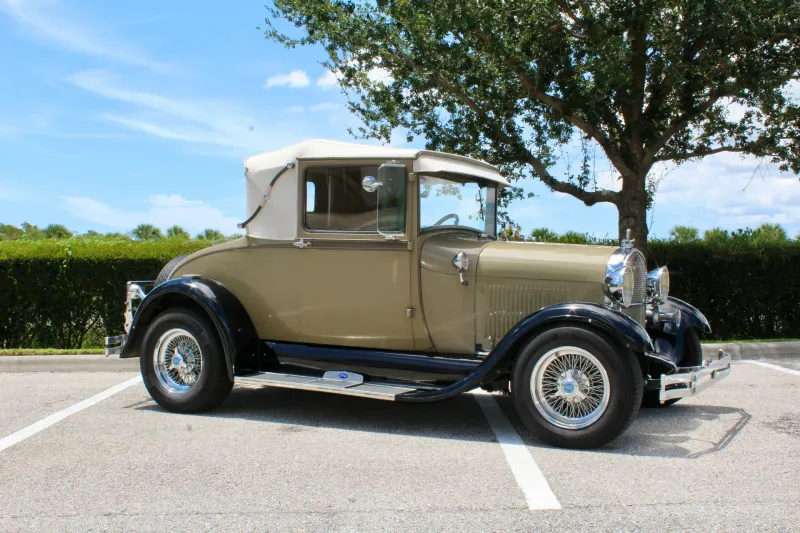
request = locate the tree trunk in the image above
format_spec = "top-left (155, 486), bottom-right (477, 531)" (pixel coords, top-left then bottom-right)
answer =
top-left (617, 175), bottom-right (649, 258)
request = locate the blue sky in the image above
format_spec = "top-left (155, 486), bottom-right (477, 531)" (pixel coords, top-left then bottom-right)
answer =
top-left (1, 0), bottom-right (798, 239)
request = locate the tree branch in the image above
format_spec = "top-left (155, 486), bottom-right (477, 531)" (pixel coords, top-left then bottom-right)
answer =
top-left (654, 143), bottom-right (779, 163)
top-left (470, 30), bottom-right (633, 177)
top-left (433, 74), bottom-right (619, 206)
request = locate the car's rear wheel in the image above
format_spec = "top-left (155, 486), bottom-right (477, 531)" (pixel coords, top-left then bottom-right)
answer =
top-left (642, 327), bottom-right (703, 408)
top-left (141, 308), bottom-right (232, 413)
top-left (512, 326), bottom-right (643, 449)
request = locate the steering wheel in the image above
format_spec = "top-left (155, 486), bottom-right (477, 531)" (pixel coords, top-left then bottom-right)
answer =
top-left (433, 213), bottom-right (459, 226)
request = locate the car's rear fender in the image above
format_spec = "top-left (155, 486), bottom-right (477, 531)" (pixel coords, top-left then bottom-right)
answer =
top-left (121, 277), bottom-right (259, 379)
top-left (398, 302), bottom-right (654, 402)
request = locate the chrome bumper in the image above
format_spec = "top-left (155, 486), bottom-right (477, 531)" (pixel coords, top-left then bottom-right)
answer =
top-left (104, 280), bottom-right (154, 357)
top-left (660, 350), bottom-right (732, 402)
top-left (105, 334), bottom-right (128, 356)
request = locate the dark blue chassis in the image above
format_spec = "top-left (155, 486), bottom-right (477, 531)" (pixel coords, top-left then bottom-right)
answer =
top-left (117, 277), bottom-right (710, 400)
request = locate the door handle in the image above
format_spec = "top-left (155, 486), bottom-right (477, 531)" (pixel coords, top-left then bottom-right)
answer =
top-left (452, 252), bottom-right (469, 286)
top-left (293, 239), bottom-right (311, 249)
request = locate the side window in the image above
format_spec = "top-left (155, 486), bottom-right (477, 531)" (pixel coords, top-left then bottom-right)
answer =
top-left (304, 166), bottom-right (385, 232)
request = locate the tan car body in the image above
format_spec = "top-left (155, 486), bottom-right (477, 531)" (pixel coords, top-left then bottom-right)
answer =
top-left (171, 152), bottom-right (616, 357)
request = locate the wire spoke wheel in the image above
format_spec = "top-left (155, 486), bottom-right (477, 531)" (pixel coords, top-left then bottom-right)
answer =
top-left (531, 346), bottom-right (610, 430)
top-left (154, 328), bottom-right (203, 394)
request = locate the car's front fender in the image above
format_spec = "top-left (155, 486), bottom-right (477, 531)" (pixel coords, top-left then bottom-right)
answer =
top-left (398, 302), bottom-right (653, 402)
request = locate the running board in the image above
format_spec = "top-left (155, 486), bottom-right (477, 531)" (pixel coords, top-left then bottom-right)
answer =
top-left (236, 370), bottom-right (434, 401)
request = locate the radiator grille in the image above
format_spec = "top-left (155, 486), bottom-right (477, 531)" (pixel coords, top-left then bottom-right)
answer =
top-left (622, 249), bottom-right (647, 326)
top-left (485, 283), bottom-right (568, 341)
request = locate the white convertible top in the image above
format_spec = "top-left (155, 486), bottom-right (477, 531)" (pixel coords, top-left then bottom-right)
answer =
top-left (242, 139), bottom-right (509, 239)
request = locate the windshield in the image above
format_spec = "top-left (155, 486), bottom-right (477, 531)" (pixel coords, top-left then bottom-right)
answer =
top-left (419, 175), bottom-right (497, 237)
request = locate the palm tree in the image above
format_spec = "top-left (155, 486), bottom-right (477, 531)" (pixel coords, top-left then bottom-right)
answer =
top-left (166, 225), bottom-right (191, 239)
top-left (668, 226), bottom-right (700, 244)
top-left (196, 228), bottom-right (225, 241)
top-left (751, 224), bottom-right (788, 245)
top-left (131, 224), bottom-right (163, 241)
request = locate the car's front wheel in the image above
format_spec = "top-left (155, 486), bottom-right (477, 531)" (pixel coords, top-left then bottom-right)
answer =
top-left (141, 308), bottom-right (233, 413)
top-left (512, 326), bottom-right (643, 449)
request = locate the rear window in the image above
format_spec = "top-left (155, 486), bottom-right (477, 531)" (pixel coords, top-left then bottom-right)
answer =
top-left (303, 166), bottom-right (380, 232)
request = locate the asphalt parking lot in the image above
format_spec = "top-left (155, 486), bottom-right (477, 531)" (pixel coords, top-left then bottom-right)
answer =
top-left (1, 355), bottom-right (799, 532)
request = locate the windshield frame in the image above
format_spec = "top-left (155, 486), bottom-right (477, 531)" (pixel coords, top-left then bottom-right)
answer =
top-left (417, 173), bottom-right (498, 238)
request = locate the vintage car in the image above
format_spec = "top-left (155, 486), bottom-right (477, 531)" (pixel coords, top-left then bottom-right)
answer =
top-left (106, 139), bottom-right (731, 449)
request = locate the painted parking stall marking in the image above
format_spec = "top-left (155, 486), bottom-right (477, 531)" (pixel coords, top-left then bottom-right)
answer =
top-left (0, 376), bottom-right (141, 454)
top-left (740, 360), bottom-right (800, 376)
top-left (472, 390), bottom-right (562, 510)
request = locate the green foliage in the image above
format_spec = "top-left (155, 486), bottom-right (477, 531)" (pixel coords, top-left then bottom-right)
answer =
top-left (166, 225), bottom-right (191, 239)
top-left (669, 226), bottom-right (700, 244)
top-left (265, 0), bottom-right (800, 247)
top-left (196, 228), bottom-right (225, 241)
top-left (703, 227), bottom-right (731, 245)
top-left (648, 241), bottom-right (800, 340)
top-left (529, 227), bottom-right (559, 243)
top-left (751, 223), bottom-right (789, 245)
top-left (0, 224), bottom-right (24, 241)
top-left (42, 224), bottom-right (73, 239)
top-left (0, 239), bottom-right (212, 349)
top-left (21, 222), bottom-right (43, 240)
top-left (131, 224), bottom-right (163, 241)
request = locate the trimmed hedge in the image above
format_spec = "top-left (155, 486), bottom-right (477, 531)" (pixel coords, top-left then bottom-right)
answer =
top-left (1, 238), bottom-right (798, 348)
top-left (648, 242), bottom-right (800, 341)
top-left (0, 239), bottom-right (210, 349)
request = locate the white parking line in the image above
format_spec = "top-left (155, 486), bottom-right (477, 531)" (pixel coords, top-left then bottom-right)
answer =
top-left (472, 390), bottom-right (561, 510)
top-left (740, 360), bottom-right (800, 376)
top-left (0, 376), bottom-right (141, 454)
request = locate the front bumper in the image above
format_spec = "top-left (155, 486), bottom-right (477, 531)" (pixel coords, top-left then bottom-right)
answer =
top-left (660, 350), bottom-right (732, 402)
top-left (104, 280), bottom-right (154, 357)
top-left (105, 334), bottom-right (128, 356)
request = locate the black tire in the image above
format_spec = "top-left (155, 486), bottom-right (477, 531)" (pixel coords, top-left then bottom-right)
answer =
top-left (140, 308), bottom-right (232, 413)
top-left (642, 328), bottom-right (703, 408)
top-left (155, 255), bottom-right (186, 286)
top-left (511, 326), bottom-right (644, 449)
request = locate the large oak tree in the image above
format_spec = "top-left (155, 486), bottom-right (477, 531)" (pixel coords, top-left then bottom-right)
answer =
top-left (265, 0), bottom-right (800, 252)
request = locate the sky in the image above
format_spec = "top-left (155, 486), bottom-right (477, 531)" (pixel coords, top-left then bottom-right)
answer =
top-left (0, 0), bottom-right (798, 239)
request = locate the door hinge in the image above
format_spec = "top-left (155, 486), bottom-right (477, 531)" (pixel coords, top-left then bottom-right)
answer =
top-left (406, 308), bottom-right (415, 318)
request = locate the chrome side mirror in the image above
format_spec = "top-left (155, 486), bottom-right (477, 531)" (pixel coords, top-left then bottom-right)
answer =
top-left (452, 251), bottom-right (469, 286)
top-left (362, 176), bottom-right (382, 193)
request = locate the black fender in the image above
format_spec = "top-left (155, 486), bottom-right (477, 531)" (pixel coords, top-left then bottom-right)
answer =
top-left (121, 277), bottom-right (259, 380)
top-left (663, 297), bottom-right (711, 333)
top-left (398, 302), bottom-right (653, 402)
top-left (647, 296), bottom-right (712, 370)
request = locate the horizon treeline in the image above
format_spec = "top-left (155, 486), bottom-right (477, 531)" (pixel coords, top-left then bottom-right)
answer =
top-left (0, 222), bottom-right (241, 242)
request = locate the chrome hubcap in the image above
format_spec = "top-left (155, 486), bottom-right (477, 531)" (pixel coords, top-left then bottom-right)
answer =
top-left (531, 347), bottom-right (610, 430)
top-left (154, 329), bottom-right (203, 394)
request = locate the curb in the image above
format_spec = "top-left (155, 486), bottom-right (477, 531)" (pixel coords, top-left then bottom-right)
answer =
top-left (0, 354), bottom-right (139, 373)
top-left (703, 341), bottom-right (800, 360)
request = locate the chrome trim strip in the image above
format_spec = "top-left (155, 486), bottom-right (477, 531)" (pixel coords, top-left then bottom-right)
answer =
top-left (660, 350), bottom-right (732, 402)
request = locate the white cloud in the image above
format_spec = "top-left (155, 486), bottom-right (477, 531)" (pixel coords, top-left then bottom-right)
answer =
top-left (62, 194), bottom-right (240, 235)
top-left (652, 153), bottom-right (800, 235)
top-left (309, 102), bottom-right (340, 112)
top-left (283, 105), bottom-right (305, 113)
top-left (264, 70), bottom-right (311, 88)
top-left (316, 70), bottom-right (339, 89)
top-left (67, 69), bottom-right (282, 152)
top-left (0, 0), bottom-right (167, 72)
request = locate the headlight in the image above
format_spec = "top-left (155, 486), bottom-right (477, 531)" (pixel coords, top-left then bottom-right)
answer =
top-left (603, 266), bottom-right (634, 307)
top-left (646, 266), bottom-right (670, 303)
